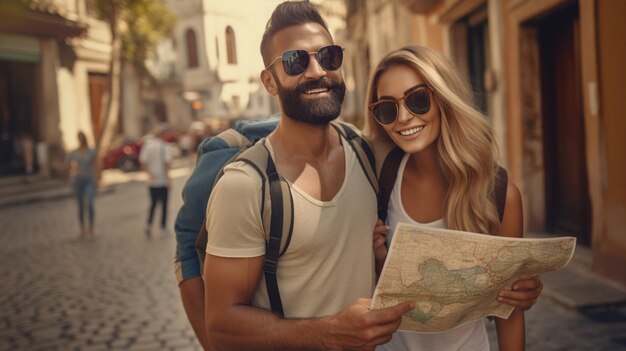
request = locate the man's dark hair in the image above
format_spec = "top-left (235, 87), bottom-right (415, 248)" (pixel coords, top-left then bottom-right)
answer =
top-left (260, 1), bottom-right (331, 67)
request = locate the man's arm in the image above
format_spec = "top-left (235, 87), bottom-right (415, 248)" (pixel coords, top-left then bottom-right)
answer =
top-left (495, 175), bottom-right (543, 309)
top-left (174, 146), bottom-right (231, 349)
top-left (164, 143), bottom-right (172, 187)
top-left (165, 160), bottom-right (171, 187)
top-left (179, 277), bottom-right (210, 350)
top-left (138, 147), bottom-right (152, 180)
top-left (204, 253), bottom-right (413, 351)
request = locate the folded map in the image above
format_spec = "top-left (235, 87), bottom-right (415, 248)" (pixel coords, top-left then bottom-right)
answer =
top-left (371, 223), bottom-right (576, 332)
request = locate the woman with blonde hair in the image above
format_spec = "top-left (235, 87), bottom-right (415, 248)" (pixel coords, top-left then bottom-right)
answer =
top-left (366, 45), bottom-right (533, 350)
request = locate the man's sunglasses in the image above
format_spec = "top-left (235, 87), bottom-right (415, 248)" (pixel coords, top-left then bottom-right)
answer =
top-left (265, 45), bottom-right (344, 76)
top-left (368, 84), bottom-right (432, 125)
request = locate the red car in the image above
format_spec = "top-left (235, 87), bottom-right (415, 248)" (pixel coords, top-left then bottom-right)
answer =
top-left (102, 130), bottom-right (180, 172)
top-left (102, 137), bottom-right (143, 172)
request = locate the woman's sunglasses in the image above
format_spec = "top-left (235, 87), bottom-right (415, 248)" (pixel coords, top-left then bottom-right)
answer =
top-left (368, 84), bottom-right (432, 125)
top-left (265, 45), bottom-right (344, 76)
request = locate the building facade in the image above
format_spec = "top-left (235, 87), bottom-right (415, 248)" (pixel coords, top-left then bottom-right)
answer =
top-left (156, 0), bottom-right (285, 133)
top-left (343, 0), bottom-right (626, 285)
top-left (154, 0), bottom-right (351, 133)
top-left (0, 0), bottom-right (112, 178)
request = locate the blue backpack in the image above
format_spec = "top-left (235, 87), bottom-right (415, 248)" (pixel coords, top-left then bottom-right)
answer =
top-left (174, 118), bottom-right (378, 317)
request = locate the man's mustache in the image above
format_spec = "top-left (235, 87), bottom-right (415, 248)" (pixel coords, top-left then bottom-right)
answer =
top-left (294, 78), bottom-right (341, 94)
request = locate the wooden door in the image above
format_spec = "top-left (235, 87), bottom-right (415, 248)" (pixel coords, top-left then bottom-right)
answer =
top-left (88, 73), bottom-right (109, 140)
top-left (538, 3), bottom-right (591, 245)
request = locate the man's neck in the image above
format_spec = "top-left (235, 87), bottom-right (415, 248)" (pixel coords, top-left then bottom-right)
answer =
top-left (268, 115), bottom-right (346, 202)
top-left (269, 116), bottom-right (339, 163)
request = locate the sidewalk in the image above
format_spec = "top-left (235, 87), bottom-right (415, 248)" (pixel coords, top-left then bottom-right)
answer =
top-left (0, 174), bottom-right (102, 208)
top-left (530, 232), bottom-right (626, 309)
top-left (0, 157), bottom-right (194, 208)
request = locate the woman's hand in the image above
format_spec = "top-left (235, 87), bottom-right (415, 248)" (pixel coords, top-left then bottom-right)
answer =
top-left (497, 276), bottom-right (543, 311)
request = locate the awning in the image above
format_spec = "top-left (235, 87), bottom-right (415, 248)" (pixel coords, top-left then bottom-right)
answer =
top-left (0, 1), bottom-right (87, 40)
top-left (0, 33), bottom-right (40, 63)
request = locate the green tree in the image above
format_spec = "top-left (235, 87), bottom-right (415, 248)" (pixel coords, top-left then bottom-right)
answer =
top-left (89, 0), bottom-right (175, 168)
top-left (122, 0), bottom-right (176, 77)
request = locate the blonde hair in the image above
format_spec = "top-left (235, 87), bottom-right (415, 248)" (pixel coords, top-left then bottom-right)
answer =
top-left (364, 46), bottom-right (501, 235)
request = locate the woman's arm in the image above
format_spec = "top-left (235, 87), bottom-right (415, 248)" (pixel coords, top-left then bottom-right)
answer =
top-left (495, 181), bottom-right (525, 351)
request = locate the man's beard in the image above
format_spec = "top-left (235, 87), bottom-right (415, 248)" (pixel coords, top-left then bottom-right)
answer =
top-left (276, 77), bottom-right (346, 125)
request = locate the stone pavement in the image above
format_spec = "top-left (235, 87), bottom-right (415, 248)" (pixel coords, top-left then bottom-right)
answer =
top-left (0, 170), bottom-right (201, 351)
top-left (1, 164), bottom-right (626, 350)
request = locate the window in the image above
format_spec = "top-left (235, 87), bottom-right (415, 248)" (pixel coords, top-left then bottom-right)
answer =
top-left (185, 29), bottom-right (199, 68)
top-left (225, 26), bottom-right (237, 64)
top-left (452, 6), bottom-right (490, 115)
top-left (232, 95), bottom-right (240, 109)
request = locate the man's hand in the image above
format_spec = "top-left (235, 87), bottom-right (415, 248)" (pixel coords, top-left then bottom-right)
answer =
top-left (327, 298), bottom-right (414, 351)
top-left (497, 276), bottom-right (543, 311)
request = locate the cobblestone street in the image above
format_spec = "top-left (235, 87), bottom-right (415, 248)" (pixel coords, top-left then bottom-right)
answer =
top-left (486, 297), bottom-right (626, 350)
top-left (0, 172), bottom-right (202, 351)
top-left (1, 169), bottom-right (625, 350)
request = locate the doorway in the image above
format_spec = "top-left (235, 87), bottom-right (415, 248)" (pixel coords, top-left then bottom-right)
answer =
top-left (451, 5), bottom-right (490, 116)
top-left (0, 60), bottom-right (38, 176)
top-left (536, 2), bottom-right (591, 245)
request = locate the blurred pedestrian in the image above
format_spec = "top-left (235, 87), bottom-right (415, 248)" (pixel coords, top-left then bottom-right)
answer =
top-left (68, 131), bottom-right (97, 239)
top-left (139, 127), bottom-right (172, 237)
top-left (178, 132), bottom-right (194, 157)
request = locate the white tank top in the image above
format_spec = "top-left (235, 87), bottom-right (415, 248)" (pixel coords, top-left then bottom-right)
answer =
top-left (377, 153), bottom-right (490, 351)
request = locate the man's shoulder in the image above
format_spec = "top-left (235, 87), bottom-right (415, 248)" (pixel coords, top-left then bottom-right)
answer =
top-left (216, 161), bottom-right (265, 192)
top-left (144, 138), bottom-right (161, 147)
top-left (141, 139), bottom-right (154, 150)
top-left (208, 161), bottom-right (266, 215)
top-left (140, 138), bottom-right (162, 154)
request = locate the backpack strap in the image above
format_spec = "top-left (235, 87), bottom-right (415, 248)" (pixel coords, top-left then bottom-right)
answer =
top-left (494, 166), bottom-right (508, 222)
top-left (377, 147), bottom-right (405, 223)
top-left (376, 150), bottom-right (509, 224)
top-left (194, 144), bottom-right (258, 278)
top-left (330, 121), bottom-right (378, 194)
top-left (371, 139), bottom-right (396, 178)
top-left (237, 141), bottom-right (293, 318)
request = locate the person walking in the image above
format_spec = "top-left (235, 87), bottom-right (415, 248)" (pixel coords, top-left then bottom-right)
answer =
top-left (139, 127), bottom-right (172, 237)
top-left (68, 131), bottom-right (97, 239)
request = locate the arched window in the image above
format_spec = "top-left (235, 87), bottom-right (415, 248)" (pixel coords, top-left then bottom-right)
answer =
top-left (225, 26), bottom-right (237, 64)
top-left (185, 29), bottom-right (199, 68)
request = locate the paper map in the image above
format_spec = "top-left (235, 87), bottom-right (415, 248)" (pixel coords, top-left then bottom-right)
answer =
top-left (371, 223), bottom-right (576, 332)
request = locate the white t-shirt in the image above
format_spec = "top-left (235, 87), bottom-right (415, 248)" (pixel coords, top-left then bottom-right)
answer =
top-left (378, 153), bottom-right (490, 351)
top-left (205, 137), bottom-right (377, 318)
top-left (139, 137), bottom-right (172, 187)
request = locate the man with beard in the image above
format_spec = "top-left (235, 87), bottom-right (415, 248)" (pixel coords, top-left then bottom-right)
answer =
top-left (198, 2), bottom-right (414, 350)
